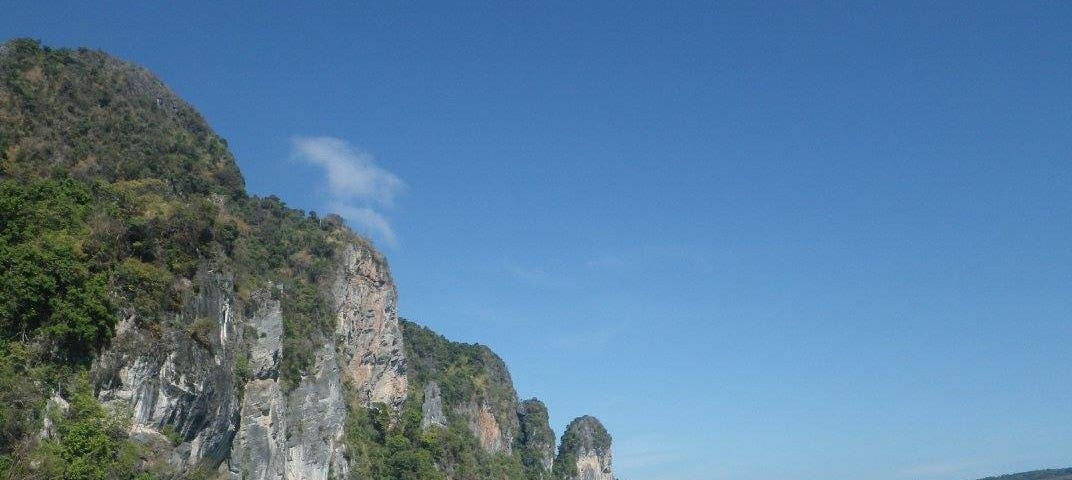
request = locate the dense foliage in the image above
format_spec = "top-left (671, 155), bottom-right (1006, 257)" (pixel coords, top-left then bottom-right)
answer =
top-left (0, 179), bottom-right (112, 360)
top-left (3, 375), bottom-right (152, 480)
top-left (0, 39), bottom-right (243, 197)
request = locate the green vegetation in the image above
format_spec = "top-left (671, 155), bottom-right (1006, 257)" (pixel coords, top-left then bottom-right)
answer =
top-left (343, 397), bottom-right (531, 480)
top-left (554, 416), bottom-right (611, 480)
top-left (0, 179), bottom-right (113, 360)
top-left (278, 279), bottom-right (331, 390)
top-left (344, 402), bottom-right (444, 480)
top-left (0, 38), bottom-right (573, 480)
top-left (0, 342), bottom-right (50, 459)
top-left (515, 399), bottom-right (554, 480)
top-left (0, 39), bottom-right (356, 476)
top-left (342, 319), bottom-right (543, 479)
top-left (0, 373), bottom-right (151, 480)
top-left (0, 39), bottom-right (243, 198)
top-left (402, 320), bottom-right (519, 430)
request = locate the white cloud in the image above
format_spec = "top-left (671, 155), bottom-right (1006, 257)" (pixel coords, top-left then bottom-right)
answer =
top-left (292, 136), bottom-right (405, 205)
top-left (292, 136), bottom-right (404, 247)
top-left (329, 203), bottom-right (399, 248)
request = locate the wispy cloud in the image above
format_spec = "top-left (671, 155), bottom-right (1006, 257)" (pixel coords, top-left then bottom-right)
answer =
top-left (292, 136), bottom-right (405, 247)
top-left (328, 202), bottom-right (398, 248)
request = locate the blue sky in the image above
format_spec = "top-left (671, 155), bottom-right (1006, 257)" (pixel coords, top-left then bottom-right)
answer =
top-left (4, 2), bottom-right (1071, 479)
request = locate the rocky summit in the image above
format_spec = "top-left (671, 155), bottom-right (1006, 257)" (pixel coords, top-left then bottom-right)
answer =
top-left (0, 39), bottom-right (614, 480)
top-left (555, 417), bottom-right (614, 480)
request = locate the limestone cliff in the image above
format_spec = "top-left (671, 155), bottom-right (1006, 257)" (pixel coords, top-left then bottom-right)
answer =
top-left (402, 320), bottom-right (520, 455)
top-left (402, 320), bottom-right (566, 478)
top-left (94, 266), bottom-right (243, 469)
top-left (93, 240), bottom-right (407, 479)
top-left (332, 243), bottom-right (407, 409)
top-left (0, 38), bottom-right (616, 480)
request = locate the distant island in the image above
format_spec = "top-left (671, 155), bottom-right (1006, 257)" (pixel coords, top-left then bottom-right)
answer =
top-left (977, 468), bottom-right (1072, 480)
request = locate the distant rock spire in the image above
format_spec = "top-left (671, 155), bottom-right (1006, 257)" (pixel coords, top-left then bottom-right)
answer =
top-left (555, 415), bottom-right (613, 480)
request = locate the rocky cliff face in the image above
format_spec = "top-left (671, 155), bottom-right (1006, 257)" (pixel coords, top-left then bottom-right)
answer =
top-left (92, 241), bottom-right (407, 479)
top-left (556, 416), bottom-right (614, 480)
top-left (228, 288), bottom-right (287, 479)
top-left (0, 39), bottom-right (616, 480)
top-left (331, 243), bottom-right (407, 409)
top-left (226, 283), bottom-right (352, 480)
top-left (402, 321), bottom-right (522, 455)
top-left (453, 345), bottom-right (519, 454)
top-left (93, 266), bottom-right (243, 469)
top-left (88, 252), bottom-right (612, 480)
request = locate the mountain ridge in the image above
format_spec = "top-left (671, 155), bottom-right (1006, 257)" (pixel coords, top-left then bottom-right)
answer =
top-left (976, 468), bottom-right (1072, 480)
top-left (0, 38), bottom-right (615, 480)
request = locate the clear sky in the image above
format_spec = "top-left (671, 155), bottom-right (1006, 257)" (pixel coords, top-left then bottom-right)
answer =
top-left (4, 2), bottom-right (1071, 479)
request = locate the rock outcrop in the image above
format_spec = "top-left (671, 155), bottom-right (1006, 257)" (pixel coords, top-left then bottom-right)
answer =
top-left (556, 416), bottom-right (614, 480)
top-left (94, 241), bottom-right (409, 479)
top-left (332, 243), bottom-right (407, 408)
top-left (402, 320), bottom-right (522, 456)
top-left (420, 381), bottom-right (447, 429)
top-left (94, 267), bottom-right (243, 469)
top-left (227, 286), bottom-right (351, 480)
top-left (227, 242), bottom-right (409, 480)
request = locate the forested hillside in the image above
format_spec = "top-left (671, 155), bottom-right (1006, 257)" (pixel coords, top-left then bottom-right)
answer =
top-left (0, 38), bottom-right (364, 478)
top-left (0, 38), bottom-right (614, 480)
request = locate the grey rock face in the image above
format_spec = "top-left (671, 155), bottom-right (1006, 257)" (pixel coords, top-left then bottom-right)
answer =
top-left (421, 381), bottom-right (447, 429)
top-left (93, 238), bottom-right (410, 479)
top-left (247, 292), bottom-right (283, 380)
top-left (557, 416), bottom-right (614, 480)
top-left (94, 268), bottom-right (242, 469)
top-left (230, 242), bottom-right (409, 480)
top-left (228, 289), bottom-right (287, 480)
top-left (228, 289), bottom-right (349, 480)
top-left (282, 342), bottom-right (348, 480)
top-left (229, 377), bottom-right (286, 480)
